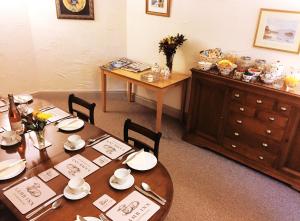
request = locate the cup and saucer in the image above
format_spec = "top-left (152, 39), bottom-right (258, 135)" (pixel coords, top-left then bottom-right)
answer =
top-left (64, 177), bottom-right (91, 200)
top-left (0, 131), bottom-right (22, 147)
top-left (109, 168), bottom-right (134, 190)
top-left (64, 135), bottom-right (85, 151)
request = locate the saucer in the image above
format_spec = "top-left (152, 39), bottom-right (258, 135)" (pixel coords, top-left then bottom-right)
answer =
top-left (0, 159), bottom-right (26, 180)
top-left (64, 182), bottom-right (91, 200)
top-left (0, 133), bottom-right (22, 147)
top-left (109, 174), bottom-right (134, 190)
top-left (64, 139), bottom-right (85, 151)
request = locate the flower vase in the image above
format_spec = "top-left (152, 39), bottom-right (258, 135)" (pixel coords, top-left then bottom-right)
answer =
top-left (35, 129), bottom-right (45, 149)
top-left (165, 53), bottom-right (175, 73)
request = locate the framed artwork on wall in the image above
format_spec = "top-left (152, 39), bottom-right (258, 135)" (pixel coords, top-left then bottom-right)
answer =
top-left (254, 8), bottom-right (300, 54)
top-left (146, 0), bottom-right (170, 17)
top-left (55, 0), bottom-right (94, 20)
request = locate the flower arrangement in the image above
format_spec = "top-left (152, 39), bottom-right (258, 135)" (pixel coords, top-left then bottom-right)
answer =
top-left (23, 111), bottom-right (52, 132)
top-left (159, 33), bottom-right (187, 72)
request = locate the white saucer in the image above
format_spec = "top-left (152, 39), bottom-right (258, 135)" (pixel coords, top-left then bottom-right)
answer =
top-left (64, 139), bottom-right (85, 151)
top-left (0, 133), bottom-right (22, 147)
top-left (64, 182), bottom-right (91, 200)
top-left (0, 159), bottom-right (26, 180)
top-left (126, 151), bottom-right (157, 171)
top-left (14, 94), bottom-right (33, 104)
top-left (57, 118), bottom-right (85, 131)
top-left (109, 174), bottom-right (134, 190)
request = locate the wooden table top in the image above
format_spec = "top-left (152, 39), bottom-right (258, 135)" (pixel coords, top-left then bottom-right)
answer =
top-left (100, 67), bottom-right (191, 89)
top-left (0, 99), bottom-right (173, 221)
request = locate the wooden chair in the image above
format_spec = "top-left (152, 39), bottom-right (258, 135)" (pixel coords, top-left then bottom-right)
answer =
top-left (123, 119), bottom-right (162, 158)
top-left (68, 94), bottom-right (96, 125)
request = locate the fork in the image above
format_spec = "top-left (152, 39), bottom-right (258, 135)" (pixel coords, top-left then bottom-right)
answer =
top-left (87, 134), bottom-right (110, 143)
top-left (117, 149), bottom-right (135, 160)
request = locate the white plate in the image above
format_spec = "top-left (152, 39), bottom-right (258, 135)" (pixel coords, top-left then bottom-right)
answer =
top-left (109, 174), bottom-right (134, 190)
top-left (126, 152), bottom-right (157, 171)
top-left (14, 94), bottom-right (33, 104)
top-left (57, 118), bottom-right (84, 131)
top-left (64, 139), bottom-right (85, 151)
top-left (0, 159), bottom-right (26, 180)
top-left (64, 182), bottom-right (91, 200)
top-left (83, 217), bottom-right (100, 221)
top-left (0, 132), bottom-right (22, 146)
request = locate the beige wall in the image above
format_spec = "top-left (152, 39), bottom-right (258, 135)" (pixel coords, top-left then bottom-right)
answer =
top-left (126, 0), bottom-right (300, 109)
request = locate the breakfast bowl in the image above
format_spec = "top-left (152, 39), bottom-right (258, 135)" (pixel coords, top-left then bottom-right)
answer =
top-left (197, 61), bottom-right (213, 71)
top-left (216, 60), bottom-right (237, 76)
top-left (248, 68), bottom-right (262, 77)
top-left (242, 72), bottom-right (254, 82)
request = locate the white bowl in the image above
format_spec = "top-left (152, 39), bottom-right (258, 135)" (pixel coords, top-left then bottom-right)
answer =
top-left (217, 64), bottom-right (237, 76)
top-left (198, 61), bottom-right (213, 71)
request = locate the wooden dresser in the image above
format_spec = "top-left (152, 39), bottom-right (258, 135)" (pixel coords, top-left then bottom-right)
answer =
top-left (184, 68), bottom-right (300, 190)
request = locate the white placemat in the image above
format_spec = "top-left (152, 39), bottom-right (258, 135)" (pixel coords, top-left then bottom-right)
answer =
top-left (54, 154), bottom-right (99, 179)
top-left (43, 107), bottom-right (70, 123)
top-left (106, 191), bottom-right (160, 221)
top-left (26, 131), bottom-right (52, 150)
top-left (3, 176), bottom-right (56, 214)
top-left (92, 137), bottom-right (132, 159)
top-left (93, 155), bottom-right (112, 167)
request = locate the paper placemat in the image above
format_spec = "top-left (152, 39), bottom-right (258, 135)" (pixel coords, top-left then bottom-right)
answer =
top-left (93, 194), bottom-right (116, 212)
top-left (106, 191), bottom-right (160, 221)
top-left (93, 155), bottom-right (112, 167)
top-left (43, 107), bottom-right (70, 123)
top-left (3, 176), bottom-right (56, 214)
top-left (38, 168), bottom-right (59, 182)
top-left (92, 137), bottom-right (132, 159)
top-left (54, 154), bottom-right (99, 179)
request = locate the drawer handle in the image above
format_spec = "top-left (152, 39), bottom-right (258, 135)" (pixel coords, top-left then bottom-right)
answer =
top-left (256, 99), bottom-right (263, 104)
top-left (234, 132), bottom-right (240, 136)
top-left (236, 120), bottom-right (243, 124)
top-left (262, 143), bottom-right (268, 148)
top-left (234, 93), bottom-right (240, 98)
top-left (258, 156), bottom-right (264, 160)
top-left (280, 107), bottom-right (287, 111)
top-left (239, 107), bottom-right (245, 112)
top-left (266, 129), bottom-right (272, 135)
top-left (231, 144), bottom-right (237, 148)
top-left (269, 117), bottom-right (275, 121)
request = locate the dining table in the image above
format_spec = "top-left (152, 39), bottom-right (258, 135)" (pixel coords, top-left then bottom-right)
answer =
top-left (0, 98), bottom-right (173, 221)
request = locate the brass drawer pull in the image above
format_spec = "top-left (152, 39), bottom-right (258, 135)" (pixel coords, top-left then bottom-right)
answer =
top-left (256, 99), bottom-right (263, 104)
top-left (231, 144), bottom-right (237, 148)
top-left (269, 117), bottom-right (275, 121)
top-left (236, 120), bottom-right (243, 124)
top-left (234, 93), bottom-right (240, 98)
top-left (258, 156), bottom-right (264, 160)
top-left (266, 129), bottom-right (272, 135)
top-left (262, 143), bottom-right (268, 148)
top-left (234, 132), bottom-right (240, 136)
top-left (280, 107), bottom-right (287, 111)
top-left (239, 107), bottom-right (245, 112)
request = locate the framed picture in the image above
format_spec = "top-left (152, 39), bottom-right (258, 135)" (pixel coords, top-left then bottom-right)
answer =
top-left (146, 0), bottom-right (170, 17)
top-left (55, 0), bottom-right (94, 20)
top-left (254, 8), bottom-right (300, 54)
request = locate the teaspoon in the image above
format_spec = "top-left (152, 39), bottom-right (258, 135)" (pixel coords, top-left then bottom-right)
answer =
top-left (141, 182), bottom-right (167, 203)
top-left (30, 199), bottom-right (62, 221)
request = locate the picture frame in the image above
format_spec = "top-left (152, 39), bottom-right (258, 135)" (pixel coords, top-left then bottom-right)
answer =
top-left (55, 0), bottom-right (94, 20)
top-left (146, 0), bottom-right (170, 17)
top-left (253, 8), bottom-right (300, 54)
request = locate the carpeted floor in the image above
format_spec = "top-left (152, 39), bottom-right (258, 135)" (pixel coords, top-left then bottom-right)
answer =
top-left (5, 92), bottom-right (300, 221)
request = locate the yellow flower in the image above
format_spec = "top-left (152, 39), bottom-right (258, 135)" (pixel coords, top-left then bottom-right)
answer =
top-left (35, 112), bottom-right (52, 121)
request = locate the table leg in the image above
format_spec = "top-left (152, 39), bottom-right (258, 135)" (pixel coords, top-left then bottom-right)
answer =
top-left (156, 91), bottom-right (164, 132)
top-left (127, 83), bottom-right (135, 102)
top-left (101, 70), bottom-right (107, 112)
top-left (180, 79), bottom-right (188, 123)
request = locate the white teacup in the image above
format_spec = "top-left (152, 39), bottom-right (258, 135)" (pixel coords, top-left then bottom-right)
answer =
top-left (113, 168), bottom-right (131, 185)
top-left (68, 177), bottom-right (88, 195)
top-left (2, 131), bottom-right (17, 143)
top-left (67, 135), bottom-right (81, 147)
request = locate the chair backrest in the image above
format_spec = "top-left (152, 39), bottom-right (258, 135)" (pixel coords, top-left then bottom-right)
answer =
top-left (123, 119), bottom-right (162, 158)
top-left (68, 94), bottom-right (96, 125)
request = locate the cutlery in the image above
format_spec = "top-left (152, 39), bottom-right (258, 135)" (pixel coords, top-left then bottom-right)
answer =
top-left (53, 115), bottom-right (76, 126)
top-left (56, 117), bottom-right (78, 128)
top-left (87, 134), bottom-right (110, 144)
top-left (122, 149), bottom-right (144, 165)
top-left (134, 185), bottom-right (165, 206)
top-left (39, 106), bottom-right (55, 112)
top-left (99, 213), bottom-right (109, 221)
top-left (2, 176), bottom-right (28, 191)
top-left (0, 159), bottom-right (26, 173)
top-left (26, 194), bottom-right (64, 219)
top-left (117, 149), bottom-right (136, 161)
top-left (141, 182), bottom-right (167, 203)
top-left (86, 135), bottom-right (110, 147)
top-left (76, 215), bottom-right (88, 221)
top-left (30, 199), bottom-right (62, 221)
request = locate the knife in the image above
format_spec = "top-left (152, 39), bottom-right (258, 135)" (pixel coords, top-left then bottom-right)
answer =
top-left (86, 135), bottom-right (110, 147)
top-left (26, 194), bottom-right (64, 219)
top-left (0, 159), bottom-right (26, 173)
top-left (122, 149), bottom-right (144, 165)
top-left (134, 185), bottom-right (165, 205)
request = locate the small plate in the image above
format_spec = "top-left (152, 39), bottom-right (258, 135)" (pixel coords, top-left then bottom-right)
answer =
top-left (14, 94), bottom-right (33, 104)
top-left (126, 152), bottom-right (157, 171)
top-left (0, 159), bottom-right (26, 180)
top-left (64, 182), bottom-right (91, 200)
top-left (64, 139), bottom-right (85, 151)
top-left (109, 174), bottom-right (134, 190)
top-left (0, 133), bottom-right (22, 147)
top-left (57, 118), bottom-right (84, 131)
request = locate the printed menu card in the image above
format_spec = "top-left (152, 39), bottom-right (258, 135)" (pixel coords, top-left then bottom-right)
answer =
top-left (3, 176), bottom-right (56, 214)
top-left (54, 154), bottom-right (99, 179)
top-left (44, 107), bottom-right (70, 123)
top-left (106, 191), bottom-right (160, 221)
top-left (92, 137), bottom-right (132, 159)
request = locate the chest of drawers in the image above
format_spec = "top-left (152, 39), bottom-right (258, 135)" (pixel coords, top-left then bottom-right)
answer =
top-left (184, 68), bottom-right (300, 190)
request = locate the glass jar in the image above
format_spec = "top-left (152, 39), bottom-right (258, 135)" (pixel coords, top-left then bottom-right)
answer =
top-left (254, 59), bottom-right (266, 72)
top-left (237, 56), bottom-right (252, 72)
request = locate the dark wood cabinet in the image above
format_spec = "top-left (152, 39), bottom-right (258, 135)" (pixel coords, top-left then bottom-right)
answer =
top-left (184, 68), bottom-right (300, 190)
